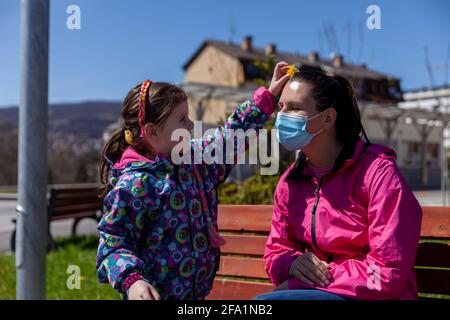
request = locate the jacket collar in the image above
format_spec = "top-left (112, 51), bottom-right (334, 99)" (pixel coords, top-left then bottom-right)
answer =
top-left (112, 147), bottom-right (154, 169)
top-left (286, 138), bottom-right (369, 181)
top-left (104, 147), bottom-right (175, 177)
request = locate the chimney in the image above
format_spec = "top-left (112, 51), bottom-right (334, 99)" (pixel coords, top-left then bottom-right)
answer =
top-left (308, 51), bottom-right (319, 63)
top-left (241, 36), bottom-right (252, 52)
top-left (333, 54), bottom-right (344, 67)
top-left (265, 43), bottom-right (276, 55)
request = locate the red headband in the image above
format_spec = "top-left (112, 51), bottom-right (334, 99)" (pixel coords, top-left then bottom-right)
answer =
top-left (139, 80), bottom-right (152, 137)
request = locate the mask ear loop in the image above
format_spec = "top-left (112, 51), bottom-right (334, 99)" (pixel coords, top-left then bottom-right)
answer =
top-left (307, 111), bottom-right (323, 121)
top-left (138, 80), bottom-right (152, 138)
top-left (306, 111), bottom-right (326, 136)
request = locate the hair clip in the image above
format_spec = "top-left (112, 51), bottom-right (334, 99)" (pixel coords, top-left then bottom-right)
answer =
top-left (124, 129), bottom-right (134, 145)
top-left (138, 80), bottom-right (152, 137)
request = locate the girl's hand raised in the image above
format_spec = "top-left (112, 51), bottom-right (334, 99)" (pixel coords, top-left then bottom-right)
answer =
top-left (128, 280), bottom-right (161, 300)
top-left (268, 61), bottom-right (291, 97)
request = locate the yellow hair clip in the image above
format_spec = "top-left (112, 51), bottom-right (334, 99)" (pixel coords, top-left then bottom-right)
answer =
top-left (124, 129), bottom-right (134, 145)
top-left (287, 64), bottom-right (299, 79)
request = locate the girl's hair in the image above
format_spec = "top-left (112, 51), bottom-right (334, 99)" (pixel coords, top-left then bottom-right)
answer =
top-left (291, 66), bottom-right (370, 144)
top-left (99, 81), bottom-right (187, 198)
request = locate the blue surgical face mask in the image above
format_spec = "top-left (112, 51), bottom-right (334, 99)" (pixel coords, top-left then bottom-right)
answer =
top-left (275, 111), bottom-right (324, 151)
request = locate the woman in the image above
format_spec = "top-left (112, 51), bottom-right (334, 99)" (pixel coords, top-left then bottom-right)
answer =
top-left (256, 65), bottom-right (422, 300)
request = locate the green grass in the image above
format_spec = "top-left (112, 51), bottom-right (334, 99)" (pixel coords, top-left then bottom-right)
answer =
top-left (0, 235), bottom-right (120, 300)
top-left (0, 189), bottom-right (17, 194)
top-left (418, 293), bottom-right (450, 300)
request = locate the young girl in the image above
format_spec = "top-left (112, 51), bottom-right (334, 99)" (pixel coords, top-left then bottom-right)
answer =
top-left (96, 62), bottom-right (290, 300)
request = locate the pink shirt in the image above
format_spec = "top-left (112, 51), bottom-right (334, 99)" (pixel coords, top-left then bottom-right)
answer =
top-left (264, 140), bottom-right (422, 300)
top-left (304, 161), bottom-right (334, 179)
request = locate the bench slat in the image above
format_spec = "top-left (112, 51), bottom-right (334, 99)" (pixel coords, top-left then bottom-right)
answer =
top-left (207, 279), bottom-right (273, 300)
top-left (415, 267), bottom-right (450, 295)
top-left (420, 207), bottom-right (450, 238)
top-left (217, 256), bottom-right (267, 279)
top-left (53, 189), bottom-right (99, 196)
top-left (52, 186), bottom-right (99, 194)
top-left (217, 205), bottom-right (450, 239)
top-left (218, 205), bottom-right (272, 233)
top-left (53, 199), bottom-right (101, 208)
top-left (51, 212), bottom-right (98, 221)
top-left (53, 192), bottom-right (101, 199)
top-left (219, 239), bottom-right (450, 268)
top-left (52, 203), bottom-right (101, 218)
top-left (221, 234), bottom-right (266, 256)
top-left (415, 242), bottom-right (450, 268)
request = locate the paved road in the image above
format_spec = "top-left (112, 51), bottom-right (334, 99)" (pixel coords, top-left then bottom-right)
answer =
top-left (0, 200), bottom-right (17, 252)
top-left (0, 199), bottom-right (98, 253)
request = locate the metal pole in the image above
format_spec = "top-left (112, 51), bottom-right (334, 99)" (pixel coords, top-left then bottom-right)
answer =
top-left (441, 122), bottom-right (447, 205)
top-left (16, 0), bottom-right (49, 300)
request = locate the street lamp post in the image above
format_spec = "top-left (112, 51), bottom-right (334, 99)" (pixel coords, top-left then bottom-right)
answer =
top-left (16, 0), bottom-right (50, 300)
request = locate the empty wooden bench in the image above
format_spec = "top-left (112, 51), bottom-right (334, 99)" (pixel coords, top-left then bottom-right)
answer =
top-left (10, 183), bottom-right (102, 251)
top-left (207, 205), bottom-right (450, 300)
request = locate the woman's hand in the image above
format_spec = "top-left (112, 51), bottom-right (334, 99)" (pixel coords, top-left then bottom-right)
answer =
top-left (274, 280), bottom-right (290, 291)
top-left (289, 251), bottom-right (332, 287)
top-left (268, 61), bottom-right (291, 97)
top-left (128, 280), bottom-right (161, 300)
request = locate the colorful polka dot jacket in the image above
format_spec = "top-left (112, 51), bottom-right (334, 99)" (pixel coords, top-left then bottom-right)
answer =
top-left (96, 87), bottom-right (276, 299)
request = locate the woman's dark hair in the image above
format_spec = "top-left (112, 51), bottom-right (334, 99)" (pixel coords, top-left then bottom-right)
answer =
top-left (291, 66), bottom-right (370, 145)
top-left (99, 82), bottom-right (187, 198)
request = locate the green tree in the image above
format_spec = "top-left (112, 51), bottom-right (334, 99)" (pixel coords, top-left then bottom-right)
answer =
top-left (253, 53), bottom-right (276, 87)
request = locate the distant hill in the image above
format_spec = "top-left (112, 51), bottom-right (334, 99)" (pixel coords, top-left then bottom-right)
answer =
top-left (0, 101), bottom-right (123, 185)
top-left (0, 101), bottom-right (122, 138)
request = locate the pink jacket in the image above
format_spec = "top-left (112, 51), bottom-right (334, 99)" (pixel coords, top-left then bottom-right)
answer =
top-left (264, 139), bottom-right (423, 300)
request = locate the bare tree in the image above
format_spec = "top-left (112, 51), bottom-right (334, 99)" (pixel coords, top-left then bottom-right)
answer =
top-left (357, 21), bottom-right (365, 63)
top-left (193, 87), bottom-right (215, 121)
top-left (317, 30), bottom-right (325, 57)
top-left (344, 21), bottom-right (353, 63)
top-left (446, 43), bottom-right (450, 85)
top-left (424, 46), bottom-right (435, 87)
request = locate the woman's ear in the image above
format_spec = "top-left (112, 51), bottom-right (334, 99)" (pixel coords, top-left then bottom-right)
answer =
top-left (323, 108), bottom-right (337, 129)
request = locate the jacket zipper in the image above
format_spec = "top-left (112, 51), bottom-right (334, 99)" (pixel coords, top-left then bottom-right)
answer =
top-left (311, 178), bottom-right (323, 250)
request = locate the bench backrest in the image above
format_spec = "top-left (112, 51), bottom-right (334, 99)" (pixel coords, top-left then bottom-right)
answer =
top-left (208, 205), bottom-right (450, 300)
top-left (414, 206), bottom-right (450, 298)
top-left (47, 184), bottom-right (102, 220)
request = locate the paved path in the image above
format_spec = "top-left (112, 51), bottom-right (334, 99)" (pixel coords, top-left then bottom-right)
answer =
top-left (0, 198), bottom-right (98, 253)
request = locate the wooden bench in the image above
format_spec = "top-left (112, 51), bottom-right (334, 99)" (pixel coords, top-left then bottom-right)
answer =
top-left (207, 205), bottom-right (450, 300)
top-left (10, 183), bottom-right (102, 251)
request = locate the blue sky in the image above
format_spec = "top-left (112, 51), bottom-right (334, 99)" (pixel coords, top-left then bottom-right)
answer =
top-left (0, 0), bottom-right (449, 107)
